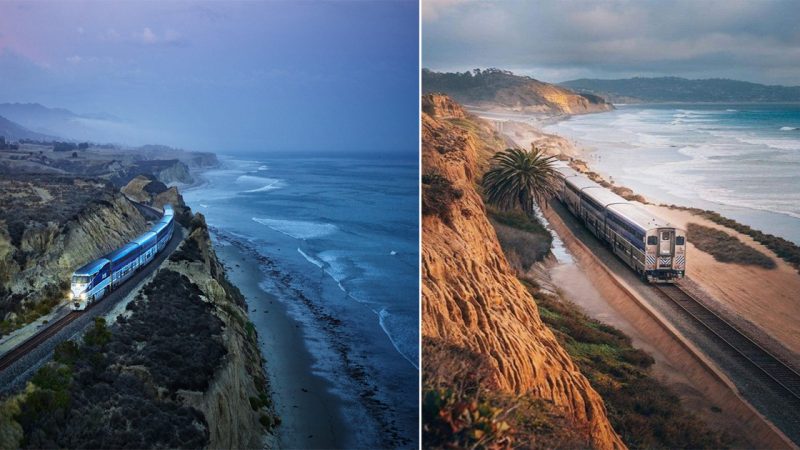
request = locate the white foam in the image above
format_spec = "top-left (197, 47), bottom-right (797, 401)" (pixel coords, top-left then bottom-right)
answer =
top-left (199, 203), bottom-right (208, 208)
top-left (297, 248), bottom-right (324, 269)
top-left (780, 126), bottom-right (798, 131)
top-left (252, 217), bottom-right (338, 240)
top-left (390, 250), bottom-right (397, 255)
top-left (257, 165), bottom-right (269, 171)
top-left (235, 175), bottom-right (285, 193)
top-left (377, 308), bottom-right (419, 369)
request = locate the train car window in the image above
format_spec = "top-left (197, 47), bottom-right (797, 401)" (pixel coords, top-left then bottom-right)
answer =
top-left (647, 236), bottom-right (658, 245)
top-left (676, 236), bottom-right (685, 245)
top-left (662, 232), bottom-right (670, 240)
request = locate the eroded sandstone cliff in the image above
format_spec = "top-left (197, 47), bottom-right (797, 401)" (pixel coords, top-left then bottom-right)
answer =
top-left (422, 94), bottom-right (624, 449)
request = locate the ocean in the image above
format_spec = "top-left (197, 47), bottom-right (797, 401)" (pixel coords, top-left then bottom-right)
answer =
top-left (544, 104), bottom-right (800, 244)
top-left (183, 154), bottom-right (418, 447)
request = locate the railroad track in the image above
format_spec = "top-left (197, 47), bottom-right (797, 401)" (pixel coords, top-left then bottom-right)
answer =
top-left (655, 284), bottom-right (800, 403)
top-left (0, 311), bottom-right (83, 372)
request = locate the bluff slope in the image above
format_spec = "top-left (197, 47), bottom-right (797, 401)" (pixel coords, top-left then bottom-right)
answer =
top-left (423, 68), bottom-right (614, 115)
top-left (421, 93), bottom-right (624, 449)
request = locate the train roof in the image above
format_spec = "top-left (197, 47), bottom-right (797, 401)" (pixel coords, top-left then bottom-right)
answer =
top-left (581, 186), bottom-right (628, 207)
top-left (554, 166), bottom-right (580, 179)
top-left (607, 203), bottom-right (675, 231)
top-left (74, 258), bottom-right (110, 275)
top-left (565, 174), bottom-right (601, 191)
top-left (153, 215), bottom-right (172, 230)
top-left (105, 242), bottom-right (139, 263)
top-left (132, 231), bottom-right (157, 246)
top-left (162, 204), bottom-right (174, 216)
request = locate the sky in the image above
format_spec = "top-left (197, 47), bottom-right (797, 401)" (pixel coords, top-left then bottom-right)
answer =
top-left (423, 0), bottom-right (800, 86)
top-left (0, 1), bottom-right (419, 154)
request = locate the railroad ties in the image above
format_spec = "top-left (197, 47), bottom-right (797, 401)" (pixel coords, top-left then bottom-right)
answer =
top-left (656, 284), bottom-right (800, 403)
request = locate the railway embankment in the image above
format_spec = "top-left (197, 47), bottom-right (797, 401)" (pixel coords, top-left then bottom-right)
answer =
top-left (0, 176), bottom-right (276, 448)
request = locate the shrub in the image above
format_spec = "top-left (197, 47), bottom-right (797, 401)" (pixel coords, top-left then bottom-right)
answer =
top-left (422, 338), bottom-right (589, 449)
top-left (522, 281), bottom-right (730, 449)
top-left (83, 317), bottom-right (111, 347)
top-left (489, 208), bottom-right (552, 270)
top-left (53, 340), bottom-right (80, 366)
top-left (687, 223), bottom-right (775, 269)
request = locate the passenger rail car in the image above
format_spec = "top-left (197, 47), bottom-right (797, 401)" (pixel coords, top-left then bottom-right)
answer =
top-left (554, 167), bottom-right (685, 282)
top-left (70, 205), bottom-right (174, 310)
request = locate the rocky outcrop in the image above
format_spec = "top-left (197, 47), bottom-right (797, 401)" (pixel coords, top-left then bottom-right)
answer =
top-left (422, 94), bottom-right (624, 449)
top-left (423, 68), bottom-right (614, 115)
top-left (122, 175), bottom-right (192, 227)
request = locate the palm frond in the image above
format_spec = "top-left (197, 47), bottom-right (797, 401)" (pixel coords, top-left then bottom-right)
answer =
top-left (481, 147), bottom-right (559, 214)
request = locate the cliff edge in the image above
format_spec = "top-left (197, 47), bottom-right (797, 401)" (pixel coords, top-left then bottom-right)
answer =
top-left (422, 94), bottom-right (624, 449)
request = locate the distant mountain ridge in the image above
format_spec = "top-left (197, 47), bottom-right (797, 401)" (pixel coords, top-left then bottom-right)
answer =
top-left (422, 68), bottom-right (614, 115)
top-left (561, 77), bottom-right (800, 103)
top-left (0, 102), bottom-right (129, 143)
top-left (0, 115), bottom-right (55, 141)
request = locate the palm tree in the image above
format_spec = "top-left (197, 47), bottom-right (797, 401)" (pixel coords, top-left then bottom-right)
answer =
top-left (481, 146), bottom-right (559, 214)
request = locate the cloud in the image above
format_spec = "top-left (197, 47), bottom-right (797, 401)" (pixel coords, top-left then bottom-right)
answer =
top-left (423, 0), bottom-right (800, 85)
top-left (132, 27), bottom-right (183, 46)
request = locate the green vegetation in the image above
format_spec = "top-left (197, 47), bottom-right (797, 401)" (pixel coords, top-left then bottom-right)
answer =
top-left (482, 147), bottom-right (559, 214)
top-left (522, 281), bottom-right (731, 449)
top-left (668, 205), bottom-right (800, 271)
top-left (489, 208), bottom-right (552, 271)
top-left (82, 317), bottom-right (111, 347)
top-left (422, 171), bottom-right (463, 226)
top-left (422, 338), bottom-right (589, 449)
top-left (687, 223), bottom-right (776, 269)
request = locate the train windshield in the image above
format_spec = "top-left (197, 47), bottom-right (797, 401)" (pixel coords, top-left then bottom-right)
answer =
top-left (72, 275), bottom-right (90, 284)
top-left (676, 236), bottom-right (685, 245)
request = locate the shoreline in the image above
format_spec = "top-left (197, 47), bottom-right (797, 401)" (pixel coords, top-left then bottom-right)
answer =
top-left (211, 230), bottom-right (351, 449)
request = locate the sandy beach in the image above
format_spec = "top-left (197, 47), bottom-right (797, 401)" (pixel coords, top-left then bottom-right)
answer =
top-left (212, 235), bottom-right (350, 449)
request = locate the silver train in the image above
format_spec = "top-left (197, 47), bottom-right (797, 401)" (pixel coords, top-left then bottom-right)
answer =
top-left (555, 167), bottom-right (685, 282)
top-left (69, 205), bottom-right (175, 310)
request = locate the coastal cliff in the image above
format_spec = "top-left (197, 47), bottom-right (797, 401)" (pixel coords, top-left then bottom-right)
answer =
top-left (422, 94), bottom-right (624, 449)
top-left (0, 183), bottom-right (275, 449)
top-left (0, 176), bottom-right (148, 333)
top-left (422, 68), bottom-right (614, 115)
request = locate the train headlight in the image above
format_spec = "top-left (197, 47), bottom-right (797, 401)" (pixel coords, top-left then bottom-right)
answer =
top-left (80, 292), bottom-right (87, 300)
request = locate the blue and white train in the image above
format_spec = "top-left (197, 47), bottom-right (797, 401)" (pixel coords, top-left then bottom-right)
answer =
top-left (69, 205), bottom-right (175, 310)
top-left (555, 167), bottom-right (686, 282)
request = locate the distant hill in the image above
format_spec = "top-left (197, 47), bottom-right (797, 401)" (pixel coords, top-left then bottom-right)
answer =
top-left (422, 68), bottom-right (614, 115)
top-left (560, 77), bottom-right (800, 103)
top-left (0, 115), bottom-right (55, 141)
top-left (0, 102), bottom-right (130, 143)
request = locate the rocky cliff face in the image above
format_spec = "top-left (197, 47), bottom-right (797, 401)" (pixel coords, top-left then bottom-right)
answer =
top-left (422, 94), bottom-right (624, 449)
top-left (0, 176), bottom-right (148, 325)
top-left (423, 68), bottom-right (614, 115)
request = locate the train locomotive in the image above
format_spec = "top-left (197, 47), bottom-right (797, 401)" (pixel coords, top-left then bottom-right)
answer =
top-left (70, 205), bottom-right (174, 310)
top-left (554, 167), bottom-right (685, 282)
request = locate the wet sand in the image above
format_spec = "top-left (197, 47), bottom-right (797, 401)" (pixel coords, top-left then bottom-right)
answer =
top-left (213, 238), bottom-right (350, 449)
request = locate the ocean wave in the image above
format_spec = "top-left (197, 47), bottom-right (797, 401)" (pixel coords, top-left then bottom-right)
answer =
top-left (297, 248), bottom-right (324, 269)
top-left (734, 136), bottom-right (800, 151)
top-left (252, 217), bottom-right (338, 240)
top-left (780, 126), bottom-right (798, 131)
top-left (258, 165), bottom-right (269, 171)
top-left (235, 175), bottom-right (285, 193)
top-left (378, 308), bottom-right (419, 369)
